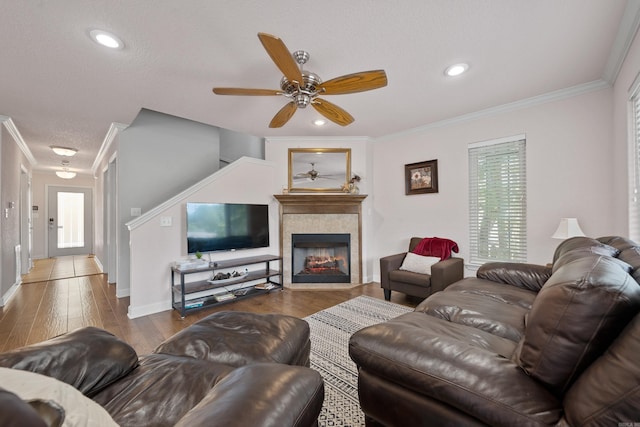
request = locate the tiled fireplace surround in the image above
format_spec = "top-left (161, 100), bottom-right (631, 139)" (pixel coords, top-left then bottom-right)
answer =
top-left (274, 194), bottom-right (367, 289)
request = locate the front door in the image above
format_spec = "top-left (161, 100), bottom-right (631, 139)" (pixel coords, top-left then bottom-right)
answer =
top-left (47, 186), bottom-right (93, 257)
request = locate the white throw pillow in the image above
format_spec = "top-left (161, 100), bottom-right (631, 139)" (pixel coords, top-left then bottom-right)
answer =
top-left (399, 253), bottom-right (440, 275)
top-left (0, 367), bottom-right (118, 427)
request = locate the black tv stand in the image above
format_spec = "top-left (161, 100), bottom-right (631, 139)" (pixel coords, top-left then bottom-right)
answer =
top-left (171, 254), bottom-right (282, 318)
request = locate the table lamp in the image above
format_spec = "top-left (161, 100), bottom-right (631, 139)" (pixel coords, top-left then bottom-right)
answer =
top-left (552, 218), bottom-right (585, 239)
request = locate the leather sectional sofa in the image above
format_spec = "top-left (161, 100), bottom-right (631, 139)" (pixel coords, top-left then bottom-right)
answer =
top-left (0, 311), bottom-right (324, 426)
top-left (350, 236), bottom-right (640, 426)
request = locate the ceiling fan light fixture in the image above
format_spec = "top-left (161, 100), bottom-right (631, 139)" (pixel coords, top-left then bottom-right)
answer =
top-left (51, 146), bottom-right (78, 156)
top-left (295, 94), bottom-right (311, 108)
top-left (89, 29), bottom-right (124, 49)
top-left (445, 63), bottom-right (469, 77)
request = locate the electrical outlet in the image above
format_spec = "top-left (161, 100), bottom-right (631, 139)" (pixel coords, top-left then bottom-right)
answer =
top-left (160, 216), bottom-right (172, 227)
top-left (131, 207), bottom-right (142, 217)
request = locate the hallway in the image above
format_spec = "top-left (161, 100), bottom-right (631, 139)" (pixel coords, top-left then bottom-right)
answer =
top-left (21, 255), bottom-right (101, 283)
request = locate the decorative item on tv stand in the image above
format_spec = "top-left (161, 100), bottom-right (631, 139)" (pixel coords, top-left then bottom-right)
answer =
top-left (175, 256), bottom-right (209, 271)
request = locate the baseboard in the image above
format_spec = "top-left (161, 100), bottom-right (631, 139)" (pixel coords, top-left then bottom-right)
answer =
top-left (127, 300), bottom-right (172, 319)
top-left (1, 282), bottom-right (20, 307)
top-left (116, 287), bottom-right (130, 298)
top-left (93, 256), bottom-right (104, 273)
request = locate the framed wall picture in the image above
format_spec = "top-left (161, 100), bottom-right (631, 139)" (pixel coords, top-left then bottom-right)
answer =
top-left (288, 148), bottom-right (351, 192)
top-left (405, 159), bottom-right (438, 195)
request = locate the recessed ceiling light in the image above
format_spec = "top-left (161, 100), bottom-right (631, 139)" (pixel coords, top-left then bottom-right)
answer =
top-left (89, 29), bottom-right (124, 49)
top-left (51, 146), bottom-right (78, 156)
top-left (444, 63), bottom-right (469, 77)
top-left (313, 119), bottom-right (326, 126)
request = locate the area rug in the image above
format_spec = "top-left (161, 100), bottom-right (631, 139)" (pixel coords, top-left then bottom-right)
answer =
top-left (305, 295), bottom-right (413, 427)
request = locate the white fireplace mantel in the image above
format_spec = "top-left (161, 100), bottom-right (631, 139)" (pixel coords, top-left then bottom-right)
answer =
top-left (274, 194), bottom-right (367, 289)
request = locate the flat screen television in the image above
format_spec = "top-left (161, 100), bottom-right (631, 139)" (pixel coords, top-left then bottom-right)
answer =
top-left (186, 202), bottom-right (270, 254)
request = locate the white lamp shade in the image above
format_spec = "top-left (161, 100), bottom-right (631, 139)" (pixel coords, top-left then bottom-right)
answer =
top-left (552, 218), bottom-right (585, 239)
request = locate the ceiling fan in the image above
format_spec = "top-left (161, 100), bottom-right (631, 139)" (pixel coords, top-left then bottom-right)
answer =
top-left (212, 32), bottom-right (388, 128)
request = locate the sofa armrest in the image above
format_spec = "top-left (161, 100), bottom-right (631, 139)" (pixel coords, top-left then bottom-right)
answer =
top-left (0, 327), bottom-right (138, 396)
top-left (380, 252), bottom-right (407, 289)
top-left (477, 262), bottom-right (552, 292)
top-left (430, 257), bottom-right (464, 293)
top-left (175, 363), bottom-right (324, 427)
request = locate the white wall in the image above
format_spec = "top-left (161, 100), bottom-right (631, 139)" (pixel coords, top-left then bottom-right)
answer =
top-left (371, 86), bottom-right (615, 278)
top-left (126, 157), bottom-right (278, 318)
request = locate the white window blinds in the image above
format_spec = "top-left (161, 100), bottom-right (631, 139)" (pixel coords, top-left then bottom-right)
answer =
top-left (469, 137), bottom-right (527, 264)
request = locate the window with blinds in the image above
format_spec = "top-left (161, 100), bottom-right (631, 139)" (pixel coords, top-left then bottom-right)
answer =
top-left (468, 136), bottom-right (527, 264)
top-left (629, 81), bottom-right (640, 242)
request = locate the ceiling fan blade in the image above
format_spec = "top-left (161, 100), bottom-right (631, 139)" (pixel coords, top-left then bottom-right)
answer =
top-left (212, 87), bottom-right (282, 96)
top-left (311, 98), bottom-right (354, 126)
top-left (320, 70), bottom-right (388, 95)
top-left (257, 33), bottom-right (304, 84)
top-left (269, 102), bottom-right (297, 128)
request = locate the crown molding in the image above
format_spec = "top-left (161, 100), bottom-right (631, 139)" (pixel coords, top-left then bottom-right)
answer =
top-left (602, 0), bottom-right (640, 84)
top-left (265, 136), bottom-right (372, 144)
top-left (92, 122), bottom-right (128, 176)
top-left (0, 116), bottom-right (37, 166)
top-left (376, 79), bottom-right (610, 142)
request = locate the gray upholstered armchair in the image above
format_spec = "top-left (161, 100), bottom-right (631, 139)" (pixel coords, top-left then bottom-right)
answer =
top-left (380, 237), bottom-right (464, 301)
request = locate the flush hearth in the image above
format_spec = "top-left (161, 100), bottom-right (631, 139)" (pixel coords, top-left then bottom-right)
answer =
top-left (292, 233), bottom-right (350, 283)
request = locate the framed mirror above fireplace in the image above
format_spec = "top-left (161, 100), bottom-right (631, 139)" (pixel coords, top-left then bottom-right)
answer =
top-left (288, 148), bottom-right (351, 192)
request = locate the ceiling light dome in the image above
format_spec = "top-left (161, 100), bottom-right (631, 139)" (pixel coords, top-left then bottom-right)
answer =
top-left (56, 171), bottom-right (76, 179)
top-left (51, 146), bottom-right (78, 156)
top-left (445, 63), bottom-right (469, 77)
top-left (89, 29), bottom-right (124, 49)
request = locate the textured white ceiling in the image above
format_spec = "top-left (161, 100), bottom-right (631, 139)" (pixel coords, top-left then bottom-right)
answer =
top-left (0, 0), bottom-right (632, 175)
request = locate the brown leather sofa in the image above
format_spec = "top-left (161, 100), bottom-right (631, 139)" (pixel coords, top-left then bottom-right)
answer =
top-left (380, 237), bottom-right (464, 301)
top-left (0, 311), bottom-right (324, 427)
top-left (351, 236), bottom-right (640, 426)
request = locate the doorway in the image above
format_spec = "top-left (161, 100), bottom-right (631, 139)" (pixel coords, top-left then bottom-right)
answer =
top-left (47, 186), bottom-right (93, 257)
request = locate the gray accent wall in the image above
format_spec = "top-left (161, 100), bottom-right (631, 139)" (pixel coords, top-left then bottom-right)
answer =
top-left (0, 124), bottom-right (29, 303)
top-left (220, 127), bottom-right (264, 165)
top-left (116, 109), bottom-right (264, 296)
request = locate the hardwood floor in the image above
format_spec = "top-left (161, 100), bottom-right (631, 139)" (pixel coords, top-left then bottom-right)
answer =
top-left (21, 255), bottom-right (102, 283)
top-left (1, 256), bottom-right (419, 355)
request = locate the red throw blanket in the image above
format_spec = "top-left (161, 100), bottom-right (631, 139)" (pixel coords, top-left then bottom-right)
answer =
top-left (412, 237), bottom-right (459, 261)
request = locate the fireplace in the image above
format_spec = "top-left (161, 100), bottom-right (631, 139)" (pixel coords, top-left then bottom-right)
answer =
top-left (292, 233), bottom-right (350, 283)
top-left (275, 194), bottom-right (366, 289)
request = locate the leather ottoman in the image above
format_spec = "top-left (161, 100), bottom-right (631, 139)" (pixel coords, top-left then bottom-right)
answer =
top-left (155, 311), bottom-right (312, 367)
